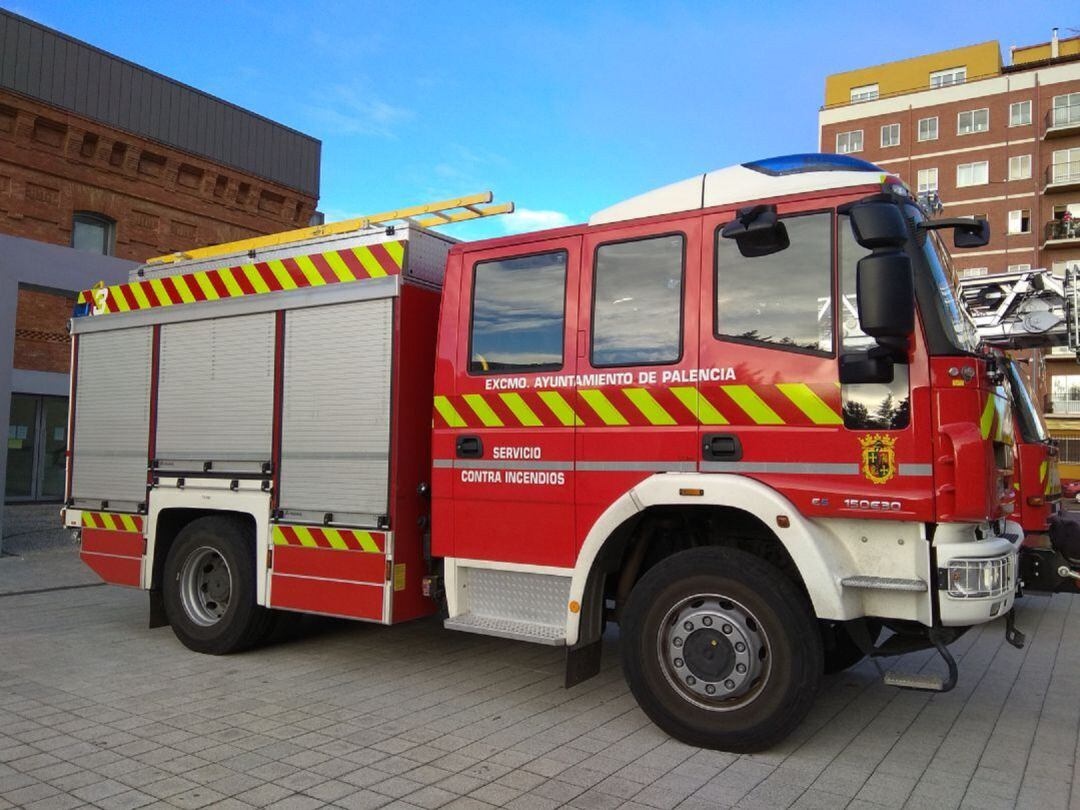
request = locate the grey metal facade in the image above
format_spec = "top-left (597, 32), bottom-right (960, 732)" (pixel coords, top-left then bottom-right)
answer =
top-left (0, 9), bottom-right (320, 197)
top-left (0, 233), bottom-right (136, 552)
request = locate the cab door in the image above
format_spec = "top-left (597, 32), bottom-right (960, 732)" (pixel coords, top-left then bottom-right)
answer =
top-left (574, 218), bottom-right (701, 552)
top-left (443, 237), bottom-right (581, 567)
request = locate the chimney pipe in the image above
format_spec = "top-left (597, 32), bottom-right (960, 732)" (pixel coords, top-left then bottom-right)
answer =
top-left (1052, 27), bottom-right (1060, 58)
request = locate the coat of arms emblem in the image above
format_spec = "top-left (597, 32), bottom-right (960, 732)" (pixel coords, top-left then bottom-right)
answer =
top-left (859, 434), bottom-right (897, 485)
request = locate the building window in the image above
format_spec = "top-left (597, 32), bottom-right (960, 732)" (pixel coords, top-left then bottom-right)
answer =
top-left (1052, 147), bottom-right (1080, 184)
top-left (469, 251), bottom-right (566, 374)
top-left (592, 234), bottom-right (684, 367)
top-left (1009, 100), bottom-right (1032, 127)
top-left (880, 123), bottom-right (901, 148)
top-left (1008, 263), bottom-right (1032, 272)
top-left (1051, 374), bottom-right (1080, 415)
top-left (957, 161), bottom-right (989, 187)
top-left (1007, 209), bottom-right (1031, 234)
top-left (957, 108), bottom-right (989, 135)
top-left (850, 84), bottom-right (879, 103)
top-left (715, 212), bottom-right (833, 354)
top-left (71, 212), bottom-right (115, 255)
top-left (836, 130), bottom-right (863, 154)
top-left (1051, 92), bottom-right (1080, 128)
top-left (930, 66), bottom-right (966, 88)
top-left (916, 168), bottom-right (938, 194)
top-left (917, 116), bottom-right (938, 142)
top-left (959, 267), bottom-right (989, 279)
top-left (1008, 155), bottom-right (1032, 181)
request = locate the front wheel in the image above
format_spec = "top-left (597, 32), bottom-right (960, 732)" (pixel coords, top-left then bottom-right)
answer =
top-left (621, 547), bottom-right (823, 752)
top-left (163, 516), bottom-right (274, 655)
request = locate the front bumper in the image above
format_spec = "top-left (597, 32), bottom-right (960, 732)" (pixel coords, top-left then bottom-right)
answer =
top-left (935, 524), bottom-right (1021, 627)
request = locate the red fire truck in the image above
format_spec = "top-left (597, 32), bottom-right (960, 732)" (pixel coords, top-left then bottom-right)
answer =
top-left (65, 154), bottom-right (1029, 752)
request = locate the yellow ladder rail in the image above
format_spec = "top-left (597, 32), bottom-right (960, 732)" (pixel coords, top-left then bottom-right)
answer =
top-left (147, 191), bottom-right (515, 265)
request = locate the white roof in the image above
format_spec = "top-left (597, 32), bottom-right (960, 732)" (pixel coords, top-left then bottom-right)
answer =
top-left (590, 155), bottom-right (898, 226)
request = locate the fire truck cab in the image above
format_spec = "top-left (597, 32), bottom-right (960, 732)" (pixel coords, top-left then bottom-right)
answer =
top-left (65, 154), bottom-right (1024, 752)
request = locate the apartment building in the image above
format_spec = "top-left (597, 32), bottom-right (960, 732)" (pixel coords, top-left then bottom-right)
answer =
top-left (820, 31), bottom-right (1080, 476)
top-left (0, 9), bottom-right (322, 524)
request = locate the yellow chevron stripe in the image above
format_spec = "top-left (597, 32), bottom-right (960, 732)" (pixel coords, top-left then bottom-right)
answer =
top-left (148, 278), bottom-right (173, 306)
top-left (217, 268), bottom-right (243, 298)
top-left (580, 390), bottom-right (629, 426)
top-left (240, 264), bottom-right (269, 294)
top-left (172, 275), bottom-right (197, 304)
top-left (500, 392), bottom-right (543, 427)
top-left (777, 383), bottom-right (842, 426)
top-left (82, 512), bottom-right (97, 529)
top-left (293, 255), bottom-right (326, 287)
top-left (355, 531), bottom-right (380, 553)
top-left (382, 240), bottom-right (405, 268)
top-left (192, 272), bottom-right (219, 302)
top-left (979, 397), bottom-right (995, 440)
top-left (272, 526), bottom-right (287, 546)
top-left (120, 514), bottom-right (139, 532)
top-left (434, 395), bottom-right (467, 428)
top-left (463, 393), bottom-right (504, 427)
top-left (670, 386), bottom-right (728, 425)
top-left (723, 385), bottom-right (783, 425)
top-left (293, 526), bottom-right (320, 548)
top-left (322, 529), bottom-right (348, 550)
top-left (267, 259), bottom-right (297, 291)
top-left (538, 390), bottom-right (582, 427)
top-left (323, 250), bottom-right (355, 282)
top-left (354, 247), bottom-right (388, 278)
top-left (622, 388), bottom-right (675, 426)
top-left (131, 282), bottom-right (153, 310)
top-left (107, 285), bottom-right (129, 312)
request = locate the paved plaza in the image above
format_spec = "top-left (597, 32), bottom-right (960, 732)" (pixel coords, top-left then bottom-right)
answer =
top-left (1, 541), bottom-right (1079, 810)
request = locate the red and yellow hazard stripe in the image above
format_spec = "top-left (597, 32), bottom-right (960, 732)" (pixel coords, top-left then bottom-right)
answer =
top-left (272, 525), bottom-right (385, 553)
top-left (76, 241), bottom-right (405, 316)
top-left (434, 382), bottom-right (843, 429)
top-left (81, 511), bottom-right (144, 533)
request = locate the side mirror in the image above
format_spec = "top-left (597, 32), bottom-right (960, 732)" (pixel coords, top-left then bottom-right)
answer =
top-left (857, 252), bottom-right (914, 338)
top-left (848, 201), bottom-right (909, 249)
top-left (918, 217), bottom-right (990, 248)
top-left (721, 204), bottom-right (789, 257)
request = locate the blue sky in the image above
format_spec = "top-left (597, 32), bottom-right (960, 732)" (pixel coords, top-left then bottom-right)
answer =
top-left (10, 1), bottom-right (1065, 239)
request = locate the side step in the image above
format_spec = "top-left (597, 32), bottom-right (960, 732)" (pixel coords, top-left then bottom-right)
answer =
top-left (841, 575), bottom-right (927, 592)
top-left (880, 630), bottom-right (958, 693)
top-left (444, 613), bottom-right (566, 645)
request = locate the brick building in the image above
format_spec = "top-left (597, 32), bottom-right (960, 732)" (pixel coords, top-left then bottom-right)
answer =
top-left (1, 8), bottom-right (321, 514)
top-left (819, 31), bottom-right (1080, 476)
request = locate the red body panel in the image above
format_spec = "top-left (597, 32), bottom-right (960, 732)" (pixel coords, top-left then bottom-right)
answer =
top-left (80, 526), bottom-right (142, 587)
top-left (270, 575), bottom-right (383, 620)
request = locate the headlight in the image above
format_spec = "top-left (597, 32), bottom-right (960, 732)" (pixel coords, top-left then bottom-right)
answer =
top-left (945, 556), bottom-right (1012, 599)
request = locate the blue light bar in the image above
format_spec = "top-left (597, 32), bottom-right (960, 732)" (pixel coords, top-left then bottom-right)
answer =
top-left (742, 153), bottom-right (884, 177)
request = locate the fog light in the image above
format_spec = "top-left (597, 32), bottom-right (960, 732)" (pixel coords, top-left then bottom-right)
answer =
top-left (946, 556), bottom-right (1011, 599)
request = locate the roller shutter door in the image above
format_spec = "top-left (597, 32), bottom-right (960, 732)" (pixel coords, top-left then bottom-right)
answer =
top-left (278, 299), bottom-right (393, 521)
top-left (71, 327), bottom-right (153, 507)
top-left (156, 313), bottom-right (275, 472)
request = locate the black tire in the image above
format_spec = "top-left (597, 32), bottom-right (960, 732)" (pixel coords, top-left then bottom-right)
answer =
top-left (621, 546), bottom-right (823, 752)
top-left (822, 620), bottom-right (882, 675)
top-left (162, 515), bottom-right (274, 655)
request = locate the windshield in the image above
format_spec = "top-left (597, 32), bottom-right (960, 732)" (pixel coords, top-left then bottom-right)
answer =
top-left (918, 224), bottom-right (980, 353)
top-left (1005, 359), bottom-right (1049, 443)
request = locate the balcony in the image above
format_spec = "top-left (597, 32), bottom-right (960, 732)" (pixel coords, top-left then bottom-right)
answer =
top-left (1044, 218), bottom-right (1080, 249)
top-left (1046, 161), bottom-right (1080, 193)
top-left (1051, 399), bottom-right (1080, 415)
top-left (1046, 102), bottom-right (1080, 138)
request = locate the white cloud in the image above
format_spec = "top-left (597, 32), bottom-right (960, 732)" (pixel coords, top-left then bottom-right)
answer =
top-left (499, 208), bottom-right (573, 235)
top-left (302, 84), bottom-right (413, 138)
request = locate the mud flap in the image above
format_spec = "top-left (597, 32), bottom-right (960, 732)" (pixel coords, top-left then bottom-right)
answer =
top-left (565, 640), bottom-right (602, 688)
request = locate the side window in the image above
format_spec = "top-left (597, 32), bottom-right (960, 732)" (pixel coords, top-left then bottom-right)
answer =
top-left (715, 212), bottom-right (833, 354)
top-left (591, 234), bottom-right (684, 367)
top-left (469, 251), bottom-right (566, 374)
top-left (839, 216), bottom-right (910, 430)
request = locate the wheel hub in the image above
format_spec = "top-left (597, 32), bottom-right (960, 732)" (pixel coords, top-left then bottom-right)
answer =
top-left (660, 595), bottom-right (768, 706)
top-left (179, 546), bottom-right (233, 627)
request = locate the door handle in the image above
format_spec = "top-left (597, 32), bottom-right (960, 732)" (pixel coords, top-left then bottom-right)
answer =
top-left (456, 435), bottom-right (483, 459)
top-left (703, 433), bottom-right (742, 461)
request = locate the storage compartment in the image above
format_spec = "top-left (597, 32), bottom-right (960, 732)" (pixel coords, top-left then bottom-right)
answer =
top-left (278, 298), bottom-right (394, 524)
top-left (155, 313), bottom-right (276, 473)
top-left (70, 327), bottom-right (153, 509)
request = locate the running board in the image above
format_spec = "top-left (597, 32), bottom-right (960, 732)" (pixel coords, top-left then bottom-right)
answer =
top-left (841, 575), bottom-right (928, 592)
top-left (444, 613), bottom-right (566, 646)
top-left (881, 630), bottom-right (958, 693)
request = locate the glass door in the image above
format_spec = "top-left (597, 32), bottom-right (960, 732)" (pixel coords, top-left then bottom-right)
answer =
top-left (4, 395), bottom-right (68, 502)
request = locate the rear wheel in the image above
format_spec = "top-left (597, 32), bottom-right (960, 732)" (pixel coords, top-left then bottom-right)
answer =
top-left (163, 515), bottom-right (274, 655)
top-left (621, 546), bottom-right (822, 752)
